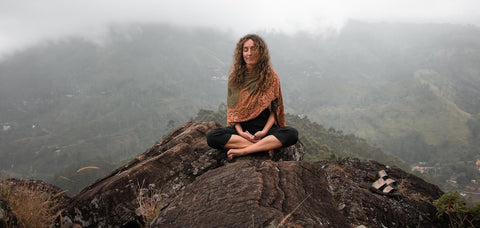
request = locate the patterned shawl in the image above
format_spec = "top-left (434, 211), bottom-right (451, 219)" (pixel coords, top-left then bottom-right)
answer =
top-left (227, 70), bottom-right (285, 127)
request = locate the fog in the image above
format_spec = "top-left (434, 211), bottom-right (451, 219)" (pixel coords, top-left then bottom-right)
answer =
top-left (1, 0), bottom-right (480, 57)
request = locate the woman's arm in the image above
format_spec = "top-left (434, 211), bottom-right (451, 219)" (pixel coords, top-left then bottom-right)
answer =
top-left (253, 111), bottom-right (275, 140)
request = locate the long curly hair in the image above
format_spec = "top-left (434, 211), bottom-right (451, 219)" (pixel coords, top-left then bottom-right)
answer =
top-left (229, 34), bottom-right (274, 93)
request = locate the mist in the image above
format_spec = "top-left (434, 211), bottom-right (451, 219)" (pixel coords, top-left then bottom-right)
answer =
top-left (2, 0), bottom-right (480, 203)
top-left (1, 0), bottom-right (480, 58)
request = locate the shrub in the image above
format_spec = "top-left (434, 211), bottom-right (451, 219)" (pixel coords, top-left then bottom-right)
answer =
top-left (433, 191), bottom-right (480, 228)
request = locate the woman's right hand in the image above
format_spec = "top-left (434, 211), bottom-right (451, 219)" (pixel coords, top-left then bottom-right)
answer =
top-left (235, 123), bottom-right (258, 143)
top-left (239, 130), bottom-right (258, 143)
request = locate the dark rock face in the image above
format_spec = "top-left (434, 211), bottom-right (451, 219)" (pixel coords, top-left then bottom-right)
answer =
top-left (151, 157), bottom-right (446, 227)
top-left (151, 159), bottom-right (350, 227)
top-left (63, 121), bottom-right (225, 226)
top-left (318, 158), bottom-right (447, 227)
top-left (63, 121), bottom-right (304, 226)
top-left (272, 139), bottom-right (304, 162)
top-left (59, 121), bottom-right (445, 227)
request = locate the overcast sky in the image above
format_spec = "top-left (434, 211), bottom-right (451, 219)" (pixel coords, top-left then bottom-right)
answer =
top-left (1, 0), bottom-right (479, 57)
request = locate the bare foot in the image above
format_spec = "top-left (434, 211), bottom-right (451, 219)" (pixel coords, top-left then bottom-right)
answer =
top-left (227, 148), bottom-right (246, 160)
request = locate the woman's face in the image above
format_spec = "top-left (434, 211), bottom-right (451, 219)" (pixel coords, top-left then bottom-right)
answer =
top-left (243, 39), bottom-right (259, 70)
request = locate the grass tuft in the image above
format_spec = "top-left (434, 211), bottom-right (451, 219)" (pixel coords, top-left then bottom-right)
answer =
top-left (397, 179), bottom-right (431, 202)
top-left (135, 182), bottom-right (163, 226)
top-left (1, 178), bottom-right (65, 227)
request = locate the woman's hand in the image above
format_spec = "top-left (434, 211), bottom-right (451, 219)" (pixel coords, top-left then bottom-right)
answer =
top-left (239, 130), bottom-right (258, 143)
top-left (253, 130), bottom-right (267, 141)
top-left (235, 123), bottom-right (256, 142)
top-left (252, 111), bottom-right (275, 141)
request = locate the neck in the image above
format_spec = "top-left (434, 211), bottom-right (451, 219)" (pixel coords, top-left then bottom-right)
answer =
top-left (246, 64), bottom-right (255, 73)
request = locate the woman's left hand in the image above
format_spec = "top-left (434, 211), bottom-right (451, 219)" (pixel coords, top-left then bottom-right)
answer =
top-left (253, 130), bottom-right (267, 140)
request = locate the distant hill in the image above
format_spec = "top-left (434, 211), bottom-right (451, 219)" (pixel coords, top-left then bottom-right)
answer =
top-left (264, 22), bottom-right (480, 191)
top-left (0, 24), bottom-right (230, 182)
top-left (1, 21), bottom-right (479, 195)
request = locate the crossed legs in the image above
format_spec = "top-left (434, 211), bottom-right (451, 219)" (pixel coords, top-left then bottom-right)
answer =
top-left (206, 126), bottom-right (298, 160)
top-left (224, 135), bottom-right (282, 160)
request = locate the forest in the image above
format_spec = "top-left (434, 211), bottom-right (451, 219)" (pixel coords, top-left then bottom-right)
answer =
top-left (0, 21), bottom-right (479, 196)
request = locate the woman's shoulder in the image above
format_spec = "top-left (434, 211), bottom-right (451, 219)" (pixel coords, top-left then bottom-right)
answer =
top-left (270, 69), bottom-right (280, 82)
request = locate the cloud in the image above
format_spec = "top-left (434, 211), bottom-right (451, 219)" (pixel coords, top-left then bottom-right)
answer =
top-left (1, 0), bottom-right (479, 57)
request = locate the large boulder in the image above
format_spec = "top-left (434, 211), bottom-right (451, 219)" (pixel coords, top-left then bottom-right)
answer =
top-left (61, 121), bottom-right (445, 227)
top-left (62, 121), bottom-right (304, 226)
top-left (150, 157), bottom-right (446, 227)
top-left (151, 159), bottom-right (350, 227)
top-left (62, 121), bottom-right (224, 226)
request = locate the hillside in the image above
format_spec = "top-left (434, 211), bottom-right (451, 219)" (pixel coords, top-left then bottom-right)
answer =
top-left (1, 21), bottom-right (480, 196)
top-left (266, 22), bottom-right (480, 158)
top-left (0, 25), bottom-right (231, 189)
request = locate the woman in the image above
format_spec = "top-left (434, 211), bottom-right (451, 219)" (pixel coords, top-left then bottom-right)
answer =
top-left (207, 34), bottom-right (298, 160)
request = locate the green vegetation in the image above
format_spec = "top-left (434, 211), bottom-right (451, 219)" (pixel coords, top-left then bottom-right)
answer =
top-left (0, 24), bottom-right (232, 194)
top-left (433, 191), bottom-right (480, 227)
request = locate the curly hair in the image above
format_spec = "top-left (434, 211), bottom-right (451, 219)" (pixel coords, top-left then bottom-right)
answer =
top-left (229, 34), bottom-right (274, 93)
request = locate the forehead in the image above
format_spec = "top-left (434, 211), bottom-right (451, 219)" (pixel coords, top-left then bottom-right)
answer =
top-left (243, 39), bottom-right (256, 48)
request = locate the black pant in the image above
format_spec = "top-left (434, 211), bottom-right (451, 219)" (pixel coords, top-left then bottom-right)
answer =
top-left (206, 125), bottom-right (298, 150)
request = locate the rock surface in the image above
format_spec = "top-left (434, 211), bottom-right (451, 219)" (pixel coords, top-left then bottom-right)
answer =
top-left (62, 121), bottom-right (304, 226)
top-left (318, 158), bottom-right (446, 227)
top-left (151, 159), bottom-right (350, 227)
top-left (14, 121), bottom-right (446, 227)
top-left (150, 157), bottom-right (447, 227)
top-left (62, 121), bottom-right (224, 226)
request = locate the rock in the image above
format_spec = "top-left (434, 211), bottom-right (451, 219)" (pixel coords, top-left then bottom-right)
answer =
top-left (272, 138), bottom-right (304, 162)
top-left (151, 159), bottom-right (350, 227)
top-left (63, 121), bottom-right (224, 226)
top-left (59, 121), bottom-right (446, 227)
top-left (63, 121), bottom-right (303, 227)
top-left (317, 158), bottom-right (447, 227)
top-left (150, 157), bottom-right (447, 227)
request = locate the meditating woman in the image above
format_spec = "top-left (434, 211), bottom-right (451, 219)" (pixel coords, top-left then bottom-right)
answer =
top-left (206, 34), bottom-right (298, 160)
